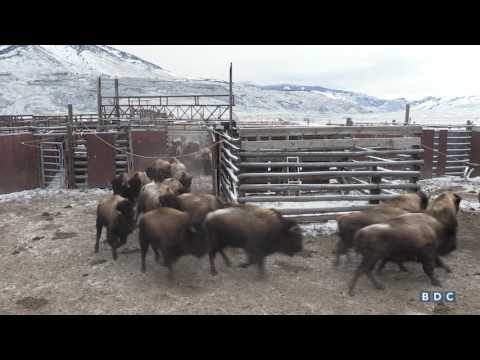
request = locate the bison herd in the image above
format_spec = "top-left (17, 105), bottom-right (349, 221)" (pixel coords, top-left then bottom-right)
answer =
top-left (95, 156), bottom-right (464, 297)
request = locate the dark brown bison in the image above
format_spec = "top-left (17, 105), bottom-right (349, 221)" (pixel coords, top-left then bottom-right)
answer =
top-left (348, 191), bottom-right (461, 296)
top-left (166, 192), bottom-right (224, 228)
top-left (335, 191), bottom-right (429, 267)
top-left (138, 207), bottom-right (207, 280)
top-left (95, 194), bottom-right (136, 261)
top-left (204, 204), bottom-right (303, 278)
top-left (127, 171), bottom-right (150, 197)
top-left (145, 159), bottom-right (171, 182)
top-left (111, 173), bottom-right (129, 196)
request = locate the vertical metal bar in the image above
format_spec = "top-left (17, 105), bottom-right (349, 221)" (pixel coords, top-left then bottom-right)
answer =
top-left (97, 77), bottom-right (102, 127)
top-left (66, 104), bottom-right (76, 188)
top-left (114, 78), bottom-right (120, 120)
top-left (404, 104), bottom-right (410, 125)
top-left (229, 63), bottom-right (233, 129)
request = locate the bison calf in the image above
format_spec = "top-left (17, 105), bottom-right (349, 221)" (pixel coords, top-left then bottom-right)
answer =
top-left (95, 194), bottom-right (135, 261)
top-left (204, 204), bottom-right (303, 278)
top-left (138, 207), bottom-right (208, 280)
top-left (348, 191), bottom-right (461, 296)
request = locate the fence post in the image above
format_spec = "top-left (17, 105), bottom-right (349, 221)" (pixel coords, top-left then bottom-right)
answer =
top-left (404, 104), bottom-right (410, 125)
top-left (369, 165), bottom-right (381, 204)
top-left (97, 77), bottom-right (103, 128)
top-left (66, 104), bottom-right (76, 189)
top-left (437, 129), bottom-right (448, 176)
top-left (470, 126), bottom-right (480, 177)
top-left (114, 78), bottom-right (120, 120)
top-left (421, 129), bottom-right (434, 178)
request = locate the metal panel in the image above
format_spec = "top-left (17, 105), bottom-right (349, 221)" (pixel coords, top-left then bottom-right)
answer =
top-left (40, 141), bottom-right (65, 188)
top-left (87, 133), bottom-right (116, 187)
top-left (0, 133), bottom-right (41, 194)
top-left (131, 130), bottom-right (168, 172)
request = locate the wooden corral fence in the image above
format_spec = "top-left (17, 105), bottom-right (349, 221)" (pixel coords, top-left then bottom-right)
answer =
top-left (213, 124), bottom-right (426, 222)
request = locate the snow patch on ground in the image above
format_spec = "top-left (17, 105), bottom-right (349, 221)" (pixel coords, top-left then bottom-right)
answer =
top-left (301, 220), bottom-right (338, 237)
top-left (0, 188), bottom-right (110, 203)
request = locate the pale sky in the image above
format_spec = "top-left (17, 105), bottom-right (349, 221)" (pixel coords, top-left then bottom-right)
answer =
top-left (113, 45), bottom-right (480, 100)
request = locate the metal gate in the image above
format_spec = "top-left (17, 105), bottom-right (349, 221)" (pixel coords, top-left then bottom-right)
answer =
top-left (40, 141), bottom-right (65, 188)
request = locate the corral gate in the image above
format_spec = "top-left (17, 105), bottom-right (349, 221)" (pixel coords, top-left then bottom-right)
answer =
top-left (40, 141), bottom-right (65, 188)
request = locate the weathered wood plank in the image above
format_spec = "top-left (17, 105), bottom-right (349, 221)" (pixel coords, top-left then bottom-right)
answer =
top-left (239, 183), bottom-right (419, 192)
top-left (240, 149), bottom-right (424, 157)
top-left (276, 205), bottom-right (374, 215)
top-left (238, 194), bottom-right (399, 202)
top-left (238, 126), bottom-right (423, 137)
top-left (238, 160), bottom-right (423, 169)
top-left (242, 137), bottom-right (421, 151)
top-left (238, 170), bottom-right (420, 180)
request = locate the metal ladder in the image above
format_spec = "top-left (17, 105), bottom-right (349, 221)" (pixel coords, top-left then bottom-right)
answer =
top-left (286, 156), bottom-right (301, 195)
top-left (40, 141), bottom-right (65, 189)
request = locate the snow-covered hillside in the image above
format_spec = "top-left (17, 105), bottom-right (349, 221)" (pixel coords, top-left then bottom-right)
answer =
top-left (0, 45), bottom-right (479, 125)
top-left (0, 45), bottom-right (177, 79)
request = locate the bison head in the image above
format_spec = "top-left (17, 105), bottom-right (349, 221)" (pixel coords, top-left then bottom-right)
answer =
top-left (277, 218), bottom-right (303, 256)
top-left (116, 199), bottom-right (135, 235)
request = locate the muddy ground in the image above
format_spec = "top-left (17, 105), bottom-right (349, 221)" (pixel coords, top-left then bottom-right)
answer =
top-left (1, 176), bottom-right (479, 315)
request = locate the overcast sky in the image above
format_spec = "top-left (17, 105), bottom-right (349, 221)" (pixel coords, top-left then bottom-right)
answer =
top-left (113, 45), bottom-right (480, 100)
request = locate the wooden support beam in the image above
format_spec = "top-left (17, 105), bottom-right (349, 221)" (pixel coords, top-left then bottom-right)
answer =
top-left (242, 137), bottom-right (420, 151)
top-left (240, 149), bottom-right (423, 158)
top-left (239, 183), bottom-right (420, 192)
top-left (238, 170), bottom-right (420, 180)
top-left (276, 205), bottom-right (374, 215)
top-left (238, 194), bottom-right (399, 203)
top-left (238, 125), bottom-right (423, 137)
top-left (436, 129), bottom-right (448, 176)
top-left (238, 160), bottom-right (422, 169)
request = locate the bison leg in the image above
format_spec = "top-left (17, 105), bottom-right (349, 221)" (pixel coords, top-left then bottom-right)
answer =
top-left (334, 239), bottom-right (348, 267)
top-left (95, 221), bottom-right (103, 253)
top-left (376, 259), bottom-right (388, 274)
top-left (219, 249), bottom-right (231, 267)
top-left (436, 256), bottom-right (452, 273)
top-left (111, 247), bottom-right (118, 261)
top-left (256, 258), bottom-right (266, 280)
top-left (349, 256), bottom-right (381, 296)
top-left (238, 260), bottom-right (252, 268)
top-left (152, 248), bottom-right (162, 264)
top-left (208, 251), bottom-right (218, 276)
top-left (139, 229), bottom-right (149, 273)
top-left (397, 262), bottom-right (408, 272)
top-left (421, 256), bottom-right (442, 287)
top-left (107, 230), bottom-right (119, 261)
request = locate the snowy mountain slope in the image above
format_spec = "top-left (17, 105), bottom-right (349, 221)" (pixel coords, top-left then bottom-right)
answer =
top-left (0, 45), bottom-right (177, 79)
top-left (0, 45), bottom-right (479, 124)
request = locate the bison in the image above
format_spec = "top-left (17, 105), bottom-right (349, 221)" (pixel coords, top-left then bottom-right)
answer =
top-left (335, 191), bottom-right (429, 267)
top-left (138, 207), bottom-right (208, 280)
top-left (145, 159), bottom-right (171, 182)
top-left (204, 204), bottom-right (303, 278)
top-left (111, 173), bottom-right (129, 197)
top-left (95, 194), bottom-right (136, 261)
top-left (135, 181), bottom-right (176, 222)
top-left (348, 191), bottom-right (461, 296)
top-left (166, 192), bottom-right (224, 229)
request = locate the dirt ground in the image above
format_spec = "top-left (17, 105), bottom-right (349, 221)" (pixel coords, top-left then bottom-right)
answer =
top-left (1, 176), bottom-right (479, 315)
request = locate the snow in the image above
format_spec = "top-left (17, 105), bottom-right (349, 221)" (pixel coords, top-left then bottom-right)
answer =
top-left (0, 188), bottom-right (109, 203)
